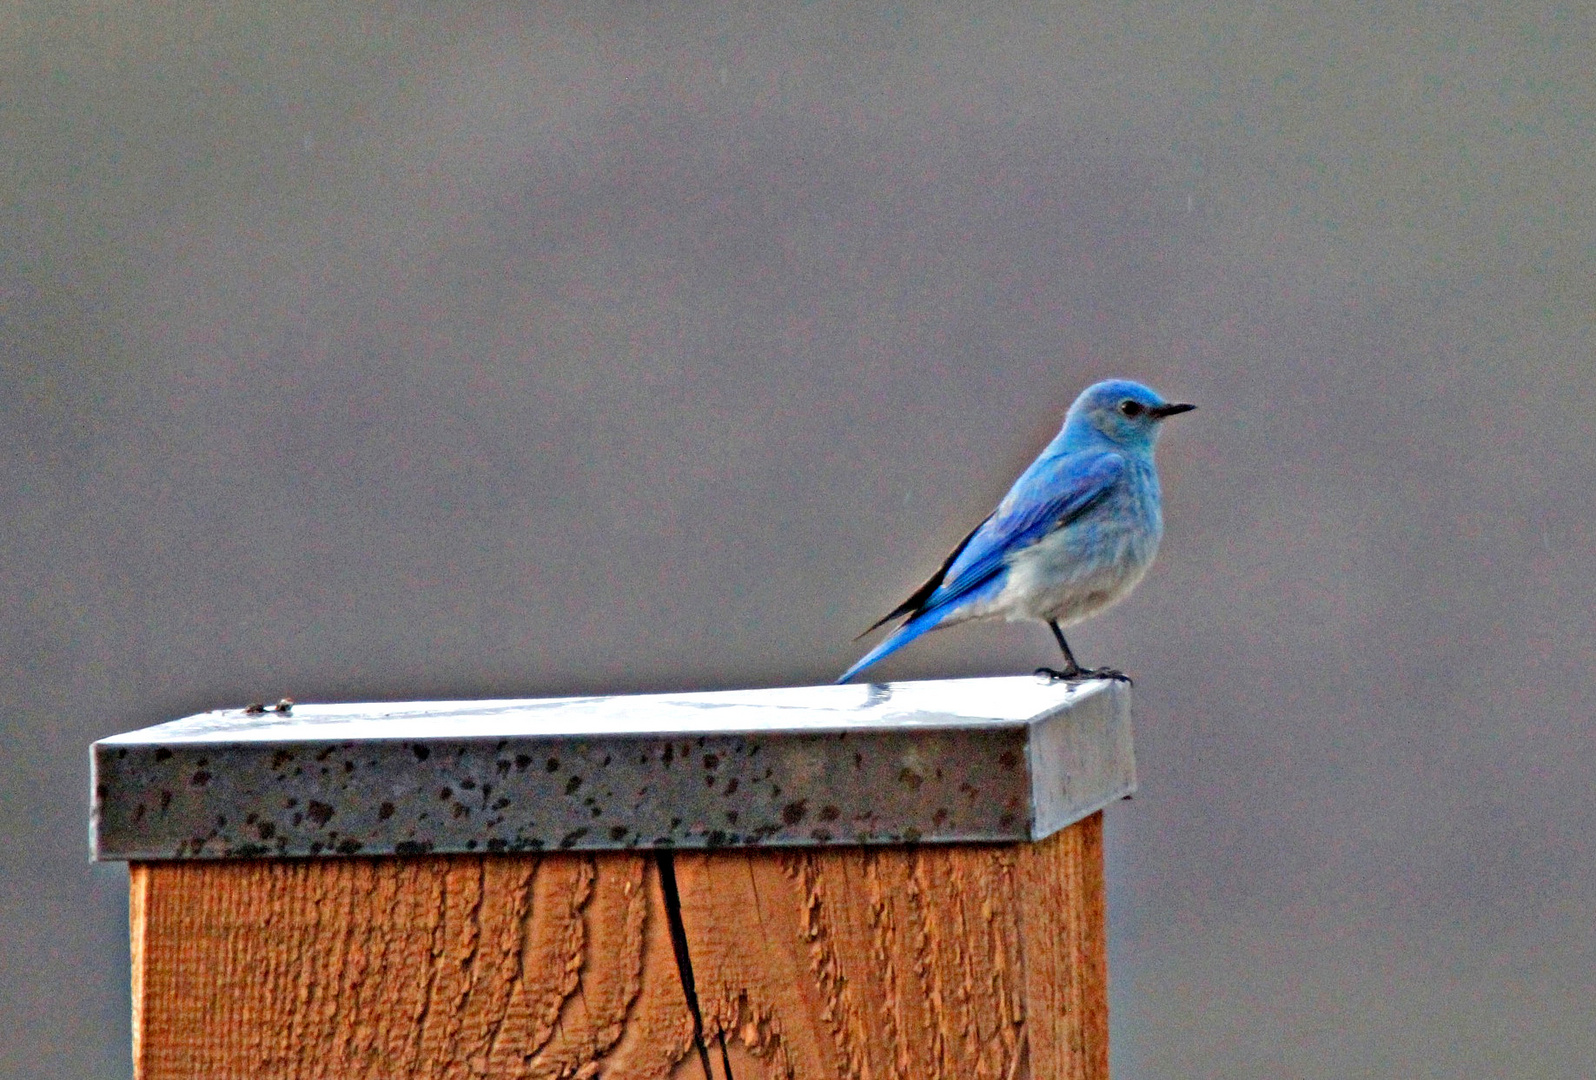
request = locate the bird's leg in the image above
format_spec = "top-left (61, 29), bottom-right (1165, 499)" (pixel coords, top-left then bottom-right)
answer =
top-left (1035, 620), bottom-right (1131, 684)
top-left (1041, 620), bottom-right (1087, 678)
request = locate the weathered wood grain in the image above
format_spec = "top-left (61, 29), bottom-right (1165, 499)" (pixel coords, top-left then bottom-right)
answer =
top-left (130, 853), bottom-right (695, 1079)
top-left (130, 814), bottom-right (1106, 1079)
top-left (670, 812), bottom-right (1106, 1080)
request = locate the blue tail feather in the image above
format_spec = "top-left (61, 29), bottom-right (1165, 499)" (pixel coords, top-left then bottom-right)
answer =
top-left (835, 612), bottom-right (946, 684)
top-left (836, 574), bottom-right (1006, 683)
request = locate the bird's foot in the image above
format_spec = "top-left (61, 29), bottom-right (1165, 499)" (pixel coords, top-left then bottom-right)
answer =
top-left (1034, 666), bottom-right (1132, 685)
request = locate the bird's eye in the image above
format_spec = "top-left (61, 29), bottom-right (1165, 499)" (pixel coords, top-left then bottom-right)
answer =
top-left (1119, 400), bottom-right (1145, 418)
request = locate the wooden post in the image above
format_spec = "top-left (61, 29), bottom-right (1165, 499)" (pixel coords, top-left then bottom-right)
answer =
top-left (96, 677), bottom-right (1133, 1079)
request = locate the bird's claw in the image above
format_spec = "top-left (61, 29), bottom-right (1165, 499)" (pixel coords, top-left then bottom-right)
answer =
top-left (1034, 666), bottom-right (1132, 686)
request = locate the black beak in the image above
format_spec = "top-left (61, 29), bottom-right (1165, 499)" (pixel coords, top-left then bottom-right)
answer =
top-left (1149, 402), bottom-right (1195, 420)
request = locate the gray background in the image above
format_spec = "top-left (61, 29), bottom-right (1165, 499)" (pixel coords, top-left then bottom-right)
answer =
top-left (4, 2), bottom-right (1593, 1077)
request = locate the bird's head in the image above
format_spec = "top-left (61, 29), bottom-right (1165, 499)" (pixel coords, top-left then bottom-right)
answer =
top-left (1064, 379), bottom-right (1195, 451)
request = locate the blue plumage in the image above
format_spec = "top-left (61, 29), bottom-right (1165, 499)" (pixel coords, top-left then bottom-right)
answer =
top-left (839, 379), bottom-right (1193, 683)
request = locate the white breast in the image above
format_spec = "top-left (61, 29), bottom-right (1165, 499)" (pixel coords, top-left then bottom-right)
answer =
top-left (991, 466), bottom-right (1163, 626)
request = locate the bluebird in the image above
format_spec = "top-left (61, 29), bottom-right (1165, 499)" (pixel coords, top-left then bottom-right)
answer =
top-left (839, 379), bottom-right (1193, 684)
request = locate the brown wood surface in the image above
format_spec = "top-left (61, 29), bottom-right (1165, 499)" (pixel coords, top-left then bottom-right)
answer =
top-left (130, 813), bottom-right (1106, 1080)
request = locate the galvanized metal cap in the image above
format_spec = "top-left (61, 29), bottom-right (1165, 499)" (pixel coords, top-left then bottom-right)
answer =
top-left (91, 676), bottom-right (1135, 860)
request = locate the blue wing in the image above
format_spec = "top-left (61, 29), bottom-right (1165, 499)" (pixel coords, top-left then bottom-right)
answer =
top-left (838, 450), bottom-right (1125, 683)
top-left (929, 450), bottom-right (1125, 611)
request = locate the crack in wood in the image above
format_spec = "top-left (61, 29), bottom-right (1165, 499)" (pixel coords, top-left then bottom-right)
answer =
top-left (655, 851), bottom-right (725, 1080)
